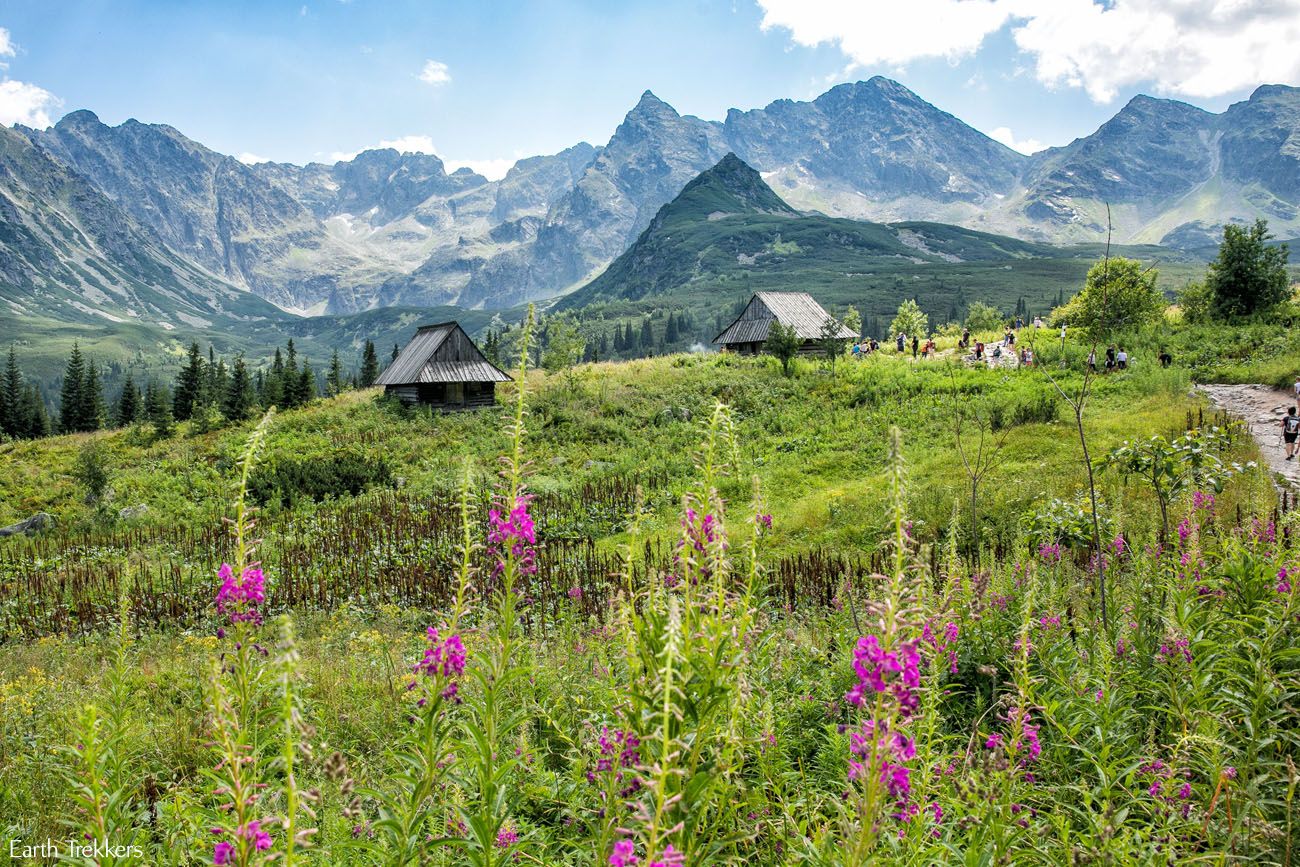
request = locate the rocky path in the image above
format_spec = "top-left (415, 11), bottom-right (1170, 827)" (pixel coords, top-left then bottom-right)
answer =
top-left (1197, 384), bottom-right (1300, 490)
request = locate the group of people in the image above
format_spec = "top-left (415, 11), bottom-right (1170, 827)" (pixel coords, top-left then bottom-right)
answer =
top-left (1085, 345), bottom-right (1137, 373)
top-left (850, 334), bottom-right (937, 359)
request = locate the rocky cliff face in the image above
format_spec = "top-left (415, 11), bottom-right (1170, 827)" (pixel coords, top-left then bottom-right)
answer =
top-left (729, 78), bottom-right (1025, 203)
top-left (0, 123), bottom-right (281, 329)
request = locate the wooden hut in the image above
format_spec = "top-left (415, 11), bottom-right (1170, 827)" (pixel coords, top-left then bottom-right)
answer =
top-left (713, 291), bottom-right (855, 355)
top-left (376, 322), bottom-right (511, 410)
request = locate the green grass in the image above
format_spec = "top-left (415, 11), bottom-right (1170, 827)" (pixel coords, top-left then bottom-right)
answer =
top-left (0, 331), bottom-right (1295, 864)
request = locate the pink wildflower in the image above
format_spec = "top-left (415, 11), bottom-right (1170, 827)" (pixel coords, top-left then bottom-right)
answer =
top-left (215, 563), bottom-right (266, 625)
top-left (487, 498), bottom-right (537, 576)
top-left (609, 839), bottom-right (637, 867)
top-left (845, 635), bottom-right (920, 716)
top-left (648, 844), bottom-right (685, 867)
top-left (213, 841), bottom-right (234, 866)
top-left (238, 820), bottom-right (272, 851)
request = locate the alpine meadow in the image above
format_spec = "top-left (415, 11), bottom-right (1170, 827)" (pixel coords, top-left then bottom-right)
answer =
top-left (3, 3), bottom-right (1300, 866)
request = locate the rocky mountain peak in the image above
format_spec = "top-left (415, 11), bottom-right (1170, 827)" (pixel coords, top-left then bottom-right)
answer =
top-left (669, 153), bottom-right (795, 218)
top-left (54, 109), bottom-right (102, 130)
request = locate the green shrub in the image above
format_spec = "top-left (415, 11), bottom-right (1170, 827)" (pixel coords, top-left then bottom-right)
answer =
top-left (247, 453), bottom-right (393, 508)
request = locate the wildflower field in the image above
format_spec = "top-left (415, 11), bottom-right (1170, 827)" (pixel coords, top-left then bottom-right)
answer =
top-left (1, 319), bottom-right (1298, 865)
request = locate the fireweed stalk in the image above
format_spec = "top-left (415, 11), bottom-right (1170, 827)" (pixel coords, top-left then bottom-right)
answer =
top-left (62, 589), bottom-right (146, 860)
top-left (460, 304), bottom-right (536, 866)
top-left (617, 403), bottom-right (755, 864)
top-left (844, 428), bottom-right (925, 861)
top-left (368, 460), bottom-right (476, 863)
top-left (206, 409), bottom-right (281, 867)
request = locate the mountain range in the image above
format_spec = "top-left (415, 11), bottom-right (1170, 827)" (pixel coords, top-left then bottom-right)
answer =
top-left (559, 152), bottom-right (1201, 329)
top-left (3, 76), bottom-right (1299, 329)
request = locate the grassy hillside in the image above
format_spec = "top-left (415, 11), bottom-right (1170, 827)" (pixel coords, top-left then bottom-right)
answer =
top-left (2, 334), bottom-right (1297, 863)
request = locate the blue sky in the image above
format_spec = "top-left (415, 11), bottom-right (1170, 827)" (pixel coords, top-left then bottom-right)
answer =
top-left (2, 1), bottom-right (1296, 178)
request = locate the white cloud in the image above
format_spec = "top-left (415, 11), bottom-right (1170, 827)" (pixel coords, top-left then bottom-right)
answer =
top-left (417, 59), bottom-right (451, 86)
top-left (988, 126), bottom-right (1047, 154)
top-left (1010, 0), bottom-right (1300, 102)
top-left (757, 0), bottom-right (1015, 66)
top-left (755, 0), bottom-right (1300, 102)
top-left (0, 28), bottom-right (63, 128)
top-left (0, 78), bottom-right (62, 127)
top-left (236, 152), bottom-right (271, 165)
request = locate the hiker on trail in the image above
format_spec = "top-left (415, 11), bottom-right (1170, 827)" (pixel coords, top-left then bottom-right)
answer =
top-left (1293, 374), bottom-right (1300, 409)
top-left (1016, 316), bottom-right (1024, 330)
top-left (911, 335), bottom-right (919, 358)
top-left (1284, 407), bottom-right (1300, 461)
top-left (961, 328), bottom-right (970, 349)
top-left (869, 338), bottom-right (879, 353)
top-left (1019, 347), bottom-right (1029, 365)
top-left (1105, 345), bottom-right (1116, 372)
top-left (1159, 349), bottom-right (1172, 368)
top-left (897, 333), bottom-right (906, 353)
top-left (975, 341), bottom-right (985, 361)
top-left (1005, 329), bottom-right (1015, 347)
top-left (1087, 349), bottom-right (1097, 372)
top-left (1116, 347), bottom-right (1129, 370)
top-left (852, 342), bottom-right (862, 358)
top-left (992, 344), bottom-right (1002, 359)
top-left (1034, 316), bottom-right (1044, 329)
top-left (923, 337), bottom-right (936, 357)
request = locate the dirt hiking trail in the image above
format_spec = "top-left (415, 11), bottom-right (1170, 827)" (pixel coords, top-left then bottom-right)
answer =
top-left (1198, 384), bottom-right (1300, 491)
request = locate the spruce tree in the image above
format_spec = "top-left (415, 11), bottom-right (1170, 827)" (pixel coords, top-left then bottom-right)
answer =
top-left (283, 345), bottom-right (300, 407)
top-left (665, 312), bottom-right (679, 344)
top-left (359, 340), bottom-right (380, 388)
top-left (391, 343), bottom-right (400, 363)
top-left (60, 343), bottom-right (86, 433)
top-left (327, 350), bottom-right (344, 396)
top-left (81, 360), bottom-right (105, 431)
top-left (22, 385), bottom-right (50, 438)
top-left (263, 348), bottom-right (285, 408)
top-left (1, 347), bottom-right (21, 438)
top-left (207, 346), bottom-right (219, 395)
top-left (146, 380), bottom-right (173, 438)
top-left (115, 373), bottom-right (141, 427)
top-left (173, 342), bottom-right (204, 420)
top-left (224, 355), bottom-right (255, 421)
top-left (298, 361), bottom-right (316, 404)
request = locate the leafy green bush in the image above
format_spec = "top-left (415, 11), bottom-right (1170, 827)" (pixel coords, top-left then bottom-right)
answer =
top-left (247, 453), bottom-right (393, 508)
